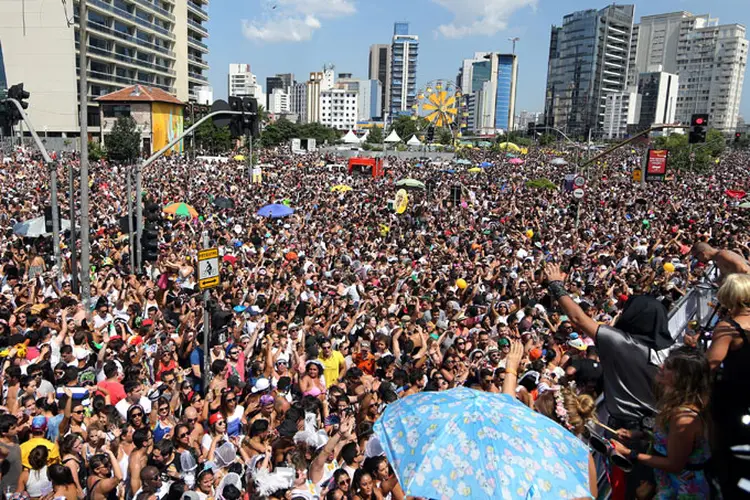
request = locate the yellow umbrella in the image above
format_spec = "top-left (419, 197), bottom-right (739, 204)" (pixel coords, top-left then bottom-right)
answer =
top-left (163, 202), bottom-right (199, 218)
top-left (330, 184), bottom-right (353, 193)
top-left (234, 155), bottom-right (246, 161)
top-left (468, 167), bottom-right (482, 173)
top-left (497, 142), bottom-right (521, 152)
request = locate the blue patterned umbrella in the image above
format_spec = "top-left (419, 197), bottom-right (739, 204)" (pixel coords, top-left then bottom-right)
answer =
top-left (373, 387), bottom-right (591, 500)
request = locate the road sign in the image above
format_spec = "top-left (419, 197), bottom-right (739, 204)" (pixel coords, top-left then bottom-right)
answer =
top-left (573, 188), bottom-right (585, 199)
top-left (573, 176), bottom-right (586, 188)
top-left (645, 149), bottom-right (668, 182)
top-left (198, 248), bottom-right (220, 289)
top-left (632, 169), bottom-right (642, 182)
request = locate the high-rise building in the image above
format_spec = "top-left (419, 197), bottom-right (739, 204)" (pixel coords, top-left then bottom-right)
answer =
top-left (306, 72), bottom-right (325, 124)
top-left (630, 11), bottom-right (748, 133)
top-left (636, 70), bottom-right (679, 129)
top-left (368, 44), bottom-right (391, 119)
top-left (228, 64), bottom-right (263, 104)
top-left (469, 53), bottom-right (518, 134)
top-left (266, 75), bottom-right (284, 108)
top-left (320, 87), bottom-right (358, 130)
top-left (289, 82), bottom-right (307, 123)
top-left (0, 41), bottom-right (6, 92)
top-left (276, 73), bottom-right (295, 90)
top-left (196, 85), bottom-right (213, 105)
top-left (268, 88), bottom-right (290, 114)
top-left (602, 91), bottom-right (639, 139)
top-left (0, 0), bottom-right (209, 137)
top-left (544, 5), bottom-right (635, 137)
top-left (338, 76), bottom-right (382, 122)
top-left (389, 22), bottom-right (418, 117)
top-left (457, 52), bottom-right (491, 93)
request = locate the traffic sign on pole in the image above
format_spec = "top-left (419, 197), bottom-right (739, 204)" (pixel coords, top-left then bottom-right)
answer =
top-left (573, 176), bottom-right (586, 188)
top-left (573, 188), bottom-right (585, 199)
top-left (198, 248), bottom-right (220, 289)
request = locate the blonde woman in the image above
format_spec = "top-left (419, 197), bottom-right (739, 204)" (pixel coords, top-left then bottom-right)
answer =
top-left (707, 273), bottom-right (750, 498)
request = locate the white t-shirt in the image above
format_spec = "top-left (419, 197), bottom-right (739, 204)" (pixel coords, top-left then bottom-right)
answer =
top-left (115, 396), bottom-right (152, 419)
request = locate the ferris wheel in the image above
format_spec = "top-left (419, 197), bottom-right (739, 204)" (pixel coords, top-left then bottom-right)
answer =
top-left (412, 79), bottom-right (467, 138)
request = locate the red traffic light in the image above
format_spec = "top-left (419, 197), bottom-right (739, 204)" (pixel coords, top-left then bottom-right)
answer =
top-left (695, 118), bottom-right (704, 125)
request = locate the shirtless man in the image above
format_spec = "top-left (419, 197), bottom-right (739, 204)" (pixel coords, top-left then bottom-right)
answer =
top-left (691, 242), bottom-right (750, 282)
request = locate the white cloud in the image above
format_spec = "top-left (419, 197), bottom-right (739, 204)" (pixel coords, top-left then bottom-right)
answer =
top-left (241, 0), bottom-right (355, 43)
top-left (431, 0), bottom-right (537, 38)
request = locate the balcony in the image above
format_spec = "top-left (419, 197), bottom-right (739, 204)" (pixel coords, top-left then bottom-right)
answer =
top-left (78, 42), bottom-right (176, 76)
top-left (189, 72), bottom-right (208, 83)
top-left (77, 18), bottom-right (176, 58)
top-left (84, 68), bottom-right (175, 94)
top-left (87, 0), bottom-right (175, 40)
top-left (133, 0), bottom-right (174, 21)
top-left (188, 54), bottom-right (209, 68)
top-left (187, 1), bottom-right (209, 21)
top-left (187, 37), bottom-right (209, 52)
top-left (187, 18), bottom-right (209, 37)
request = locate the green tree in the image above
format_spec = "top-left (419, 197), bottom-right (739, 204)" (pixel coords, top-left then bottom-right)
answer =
top-left (106, 116), bottom-right (141, 163)
top-left (389, 115), bottom-right (418, 143)
top-left (704, 129), bottom-right (726, 157)
top-left (437, 128), bottom-right (453, 144)
top-left (88, 141), bottom-right (106, 161)
top-left (260, 118), bottom-right (299, 147)
top-left (298, 122), bottom-right (340, 145)
top-left (194, 120), bottom-right (232, 153)
top-left (652, 132), bottom-right (716, 173)
top-left (538, 133), bottom-right (556, 146)
top-left (365, 127), bottom-right (384, 144)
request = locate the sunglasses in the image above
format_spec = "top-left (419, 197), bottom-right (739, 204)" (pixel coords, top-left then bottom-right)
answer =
top-left (178, 432), bottom-right (189, 439)
top-left (72, 409), bottom-right (85, 414)
top-left (130, 412), bottom-right (144, 418)
top-left (225, 397), bottom-right (236, 403)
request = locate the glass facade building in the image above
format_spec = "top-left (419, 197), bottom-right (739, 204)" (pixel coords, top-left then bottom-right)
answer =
top-left (495, 55), bottom-right (515, 130)
top-left (389, 22), bottom-right (418, 116)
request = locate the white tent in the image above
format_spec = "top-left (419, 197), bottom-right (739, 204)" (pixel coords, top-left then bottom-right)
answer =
top-left (343, 130), bottom-right (360, 144)
top-left (359, 130), bottom-right (369, 143)
top-left (406, 135), bottom-right (422, 147)
top-left (384, 130), bottom-right (401, 143)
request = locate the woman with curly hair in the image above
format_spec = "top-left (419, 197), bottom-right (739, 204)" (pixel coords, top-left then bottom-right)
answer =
top-left (611, 346), bottom-right (713, 499)
top-left (534, 386), bottom-right (597, 438)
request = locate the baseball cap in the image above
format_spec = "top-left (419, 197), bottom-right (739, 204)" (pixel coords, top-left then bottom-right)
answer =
top-left (360, 341), bottom-right (371, 351)
top-left (529, 348), bottom-right (543, 361)
top-left (31, 416), bottom-right (47, 432)
top-left (497, 337), bottom-right (510, 348)
top-left (141, 319), bottom-right (154, 327)
top-left (259, 394), bottom-right (274, 406)
top-left (251, 377), bottom-right (271, 394)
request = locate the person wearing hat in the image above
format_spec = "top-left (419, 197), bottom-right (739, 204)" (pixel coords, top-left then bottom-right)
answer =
top-left (20, 415), bottom-right (59, 468)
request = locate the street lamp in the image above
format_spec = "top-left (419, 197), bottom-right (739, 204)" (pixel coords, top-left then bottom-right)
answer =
top-left (508, 37), bottom-right (520, 55)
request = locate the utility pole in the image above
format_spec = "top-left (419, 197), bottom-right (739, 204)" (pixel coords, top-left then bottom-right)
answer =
top-left (126, 165), bottom-right (134, 272)
top-left (136, 164), bottom-right (142, 271)
top-left (78, 0), bottom-right (92, 311)
top-left (201, 231), bottom-right (211, 391)
top-left (68, 163), bottom-right (78, 293)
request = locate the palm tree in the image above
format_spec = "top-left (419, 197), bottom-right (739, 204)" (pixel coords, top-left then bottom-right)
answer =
top-left (257, 105), bottom-right (270, 126)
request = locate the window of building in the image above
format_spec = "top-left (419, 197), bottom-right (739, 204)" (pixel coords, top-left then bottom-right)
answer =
top-left (102, 104), bottom-right (131, 118)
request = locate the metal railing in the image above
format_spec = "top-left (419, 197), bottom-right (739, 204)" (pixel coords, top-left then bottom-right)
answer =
top-left (87, 0), bottom-right (175, 39)
top-left (187, 18), bottom-right (208, 35)
top-left (86, 69), bottom-right (175, 94)
top-left (667, 265), bottom-right (719, 339)
top-left (79, 18), bottom-right (176, 58)
top-left (133, 0), bottom-right (174, 21)
top-left (77, 43), bottom-right (176, 75)
top-left (187, 37), bottom-right (208, 50)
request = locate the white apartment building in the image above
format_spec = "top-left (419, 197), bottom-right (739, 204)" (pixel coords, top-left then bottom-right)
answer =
top-left (603, 91), bottom-right (639, 139)
top-left (268, 88), bottom-right (290, 114)
top-left (631, 12), bottom-right (748, 133)
top-left (320, 88), bottom-right (358, 131)
top-left (195, 85), bottom-right (213, 105)
top-left (0, 0), bottom-right (209, 137)
top-left (228, 63), bottom-right (263, 102)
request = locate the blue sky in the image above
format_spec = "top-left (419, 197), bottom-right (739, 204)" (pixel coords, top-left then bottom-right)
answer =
top-left (205, 0), bottom-right (750, 119)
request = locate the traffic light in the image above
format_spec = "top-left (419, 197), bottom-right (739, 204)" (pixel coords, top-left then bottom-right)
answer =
top-left (140, 201), bottom-right (161, 263)
top-left (426, 125), bottom-right (435, 142)
top-left (243, 97), bottom-right (260, 138)
top-left (43, 205), bottom-right (62, 234)
top-left (688, 114), bottom-right (708, 144)
top-left (735, 132), bottom-right (743, 143)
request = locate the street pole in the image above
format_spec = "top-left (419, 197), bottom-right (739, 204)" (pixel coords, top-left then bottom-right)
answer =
top-left (135, 164), bottom-right (142, 271)
top-left (68, 163), bottom-right (78, 294)
top-left (78, 0), bottom-right (92, 312)
top-left (49, 163), bottom-right (61, 277)
top-left (246, 130), bottom-right (252, 179)
top-left (201, 231), bottom-right (211, 391)
top-left (126, 165), bottom-right (134, 272)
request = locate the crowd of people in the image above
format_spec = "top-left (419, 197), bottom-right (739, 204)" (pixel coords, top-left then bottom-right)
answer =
top-left (0, 139), bottom-right (749, 500)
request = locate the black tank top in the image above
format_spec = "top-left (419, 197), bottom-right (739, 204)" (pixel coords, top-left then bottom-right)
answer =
top-left (720, 319), bottom-right (750, 385)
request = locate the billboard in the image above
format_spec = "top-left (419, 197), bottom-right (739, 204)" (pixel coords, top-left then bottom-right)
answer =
top-left (645, 149), bottom-right (668, 182)
top-left (151, 102), bottom-right (183, 155)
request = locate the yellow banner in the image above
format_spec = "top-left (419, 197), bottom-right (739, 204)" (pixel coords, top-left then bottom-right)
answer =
top-left (152, 102), bottom-right (184, 155)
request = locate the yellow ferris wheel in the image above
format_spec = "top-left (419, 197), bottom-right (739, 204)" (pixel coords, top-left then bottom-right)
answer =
top-left (412, 80), bottom-right (466, 136)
